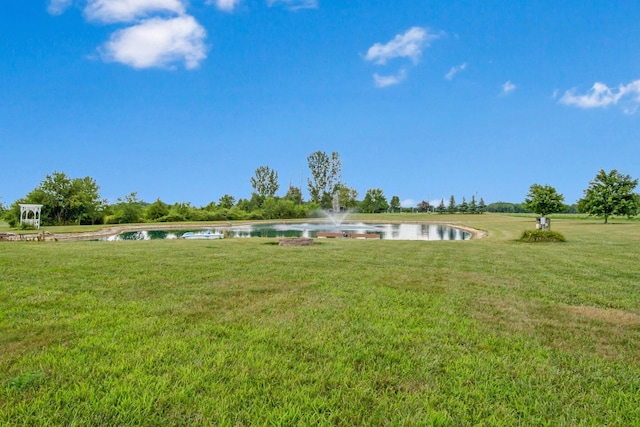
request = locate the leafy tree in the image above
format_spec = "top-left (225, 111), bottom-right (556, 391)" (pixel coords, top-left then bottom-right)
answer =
top-left (39, 171), bottom-right (73, 224)
top-left (6, 171), bottom-right (104, 226)
top-left (523, 184), bottom-right (566, 218)
top-left (218, 194), bottom-right (236, 210)
top-left (417, 201), bottom-right (431, 212)
top-left (389, 195), bottom-right (401, 212)
top-left (69, 176), bottom-right (105, 224)
top-left (250, 165), bottom-right (279, 198)
top-left (361, 188), bottom-right (389, 213)
top-left (307, 151), bottom-right (342, 208)
top-left (447, 195), bottom-right (456, 213)
top-left (109, 192), bottom-right (144, 224)
top-left (247, 193), bottom-right (265, 210)
top-left (577, 169), bottom-right (639, 224)
top-left (284, 185), bottom-right (303, 204)
top-left (335, 184), bottom-right (358, 210)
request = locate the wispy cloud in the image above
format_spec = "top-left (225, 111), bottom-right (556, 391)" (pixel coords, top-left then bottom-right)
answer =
top-left (365, 27), bottom-right (440, 65)
top-left (445, 62), bottom-right (466, 80)
top-left (206, 0), bottom-right (242, 12)
top-left (502, 80), bottom-right (516, 95)
top-left (267, 0), bottom-right (318, 10)
top-left (47, 0), bottom-right (72, 15)
top-left (559, 80), bottom-right (640, 113)
top-left (100, 16), bottom-right (207, 69)
top-left (373, 69), bottom-right (407, 88)
top-left (365, 26), bottom-right (440, 88)
top-left (84, 0), bottom-right (186, 23)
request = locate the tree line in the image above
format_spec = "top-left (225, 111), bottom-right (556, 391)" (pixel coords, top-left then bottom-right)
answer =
top-left (1, 155), bottom-right (637, 228)
top-left (522, 169), bottom-right (639, 223)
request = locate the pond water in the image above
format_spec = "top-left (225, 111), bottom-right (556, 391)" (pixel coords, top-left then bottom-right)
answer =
top-left (104, 222), bottom-right (471, 241)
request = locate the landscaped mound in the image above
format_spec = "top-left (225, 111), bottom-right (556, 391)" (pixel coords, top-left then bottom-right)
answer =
top-left (519, 230), bottom-right (566, 242)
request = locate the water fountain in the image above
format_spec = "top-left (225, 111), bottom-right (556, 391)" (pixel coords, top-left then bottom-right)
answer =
top-left (99, 194), bottom-right (473, 242)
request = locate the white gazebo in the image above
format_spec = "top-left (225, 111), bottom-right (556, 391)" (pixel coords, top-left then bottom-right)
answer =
top-left (19, 204), bottom-right (43, 229)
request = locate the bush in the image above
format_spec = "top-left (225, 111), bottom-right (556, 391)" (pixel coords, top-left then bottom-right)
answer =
top-left (519, 230), bottom-right (566, 242)
top-left (157, 213), bottom-right (186, 223)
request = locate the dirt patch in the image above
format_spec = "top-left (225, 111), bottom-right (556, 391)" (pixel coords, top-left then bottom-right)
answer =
top-left (564, 305), bottom-right (640, 326)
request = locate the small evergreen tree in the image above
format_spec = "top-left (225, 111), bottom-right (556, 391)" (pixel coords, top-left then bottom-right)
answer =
top-left (447, 195), bottom-right (457, 213)
top-left (478, 198), bottom-right (486, 214)
top-left (458, 197), bottom-right (468, 214)
top-left (469, 195), bottom-right (478, 214)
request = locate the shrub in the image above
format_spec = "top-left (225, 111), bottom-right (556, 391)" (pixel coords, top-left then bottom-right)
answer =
top-left (519, 230), bottom-right (566, 242)
top-left (157, 213), bottom-right (186, 223)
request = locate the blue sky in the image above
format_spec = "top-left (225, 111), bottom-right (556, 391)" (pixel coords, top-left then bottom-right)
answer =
top-left (2, 1), bottom-right (640, 207)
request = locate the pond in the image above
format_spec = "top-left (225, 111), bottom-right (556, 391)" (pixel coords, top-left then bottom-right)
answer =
top-left (103, 222), bottom-right (471, 241)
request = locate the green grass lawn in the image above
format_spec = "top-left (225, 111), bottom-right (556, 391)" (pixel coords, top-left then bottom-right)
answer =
top-left (1, 214), bottom-right (639, 425)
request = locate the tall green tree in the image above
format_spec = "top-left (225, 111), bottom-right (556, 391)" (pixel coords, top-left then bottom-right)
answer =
top-left (69, 176), bottom-right (104, 224)
top-left (447, 195), bottom-right (456, 213)
top-left (523, 184), bottom-right (566, 218)
top-left (577, 169), bottom-right (638, 224)
top-left (7, 171), bottom-right (104, 226)
top-left (469, 195), bottom-right (478, 214)
top-left (109, 192), bottom-right (144, 224)
top-left (477, 197), bottom-right (487, 214)
top-left (145, 198), bottom-right (170, 221)
top-left (335, 184), bottom-right (359, 210)
top-left (39, 171), bottom-right (73, 224)
top-left (284, 185), bottom-right (303, 204)
top-left (389, 195), bottom-right (401, 212)
top-left (361, 188), bottom-right (389, 213)
top-left (307, 151), bottom-right (342, 208)
top-left (218, 194), bottom-right (236, 210)
top-left (436, 198), bottom-right (446, 214)
top-left (458, 197), bottom-right (468, 214)
top-left (250, 165), bottom-right (279, 198)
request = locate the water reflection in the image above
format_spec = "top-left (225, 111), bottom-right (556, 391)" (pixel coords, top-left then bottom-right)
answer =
top-left (104, 223), bottom-right (470, 241)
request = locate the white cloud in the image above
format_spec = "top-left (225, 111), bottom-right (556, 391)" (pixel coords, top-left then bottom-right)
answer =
top-left (365, 27), bottom-right (440, 65)
top-left (445, 62), bottom-right (467, 80)
top-left (100, 16), bottom-right (207, 69)
top-left (502, 80), bottom-right (516, 94)
top-left (206, 0), bottom-right (241, 12)
top-left (267, 0), bottom-right (318, 10)
top-left (559, 80), bottom-right (640, 113)
top-left (401, 199), bottom-right (416, 208)
top-left (85, 0), bottom-right (185, 23)
top-left (47, 0), bottom-right (73, 15)
top-left (373, 69), bottom-right (407, 88)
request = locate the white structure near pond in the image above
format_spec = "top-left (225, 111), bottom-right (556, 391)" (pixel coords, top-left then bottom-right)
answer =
top-left (20, 204), bottom-right (42, 229)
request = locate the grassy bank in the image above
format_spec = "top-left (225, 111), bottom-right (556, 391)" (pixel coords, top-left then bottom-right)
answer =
top-left (1, 214), bottom-right (639, 425)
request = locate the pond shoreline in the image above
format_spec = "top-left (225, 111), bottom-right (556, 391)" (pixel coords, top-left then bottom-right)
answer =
top-left (5, 220), bottom-right (487, 241)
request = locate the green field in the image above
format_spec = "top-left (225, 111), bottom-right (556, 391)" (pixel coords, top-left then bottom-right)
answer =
top-left (1, 214), bottom-right (639, 425)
